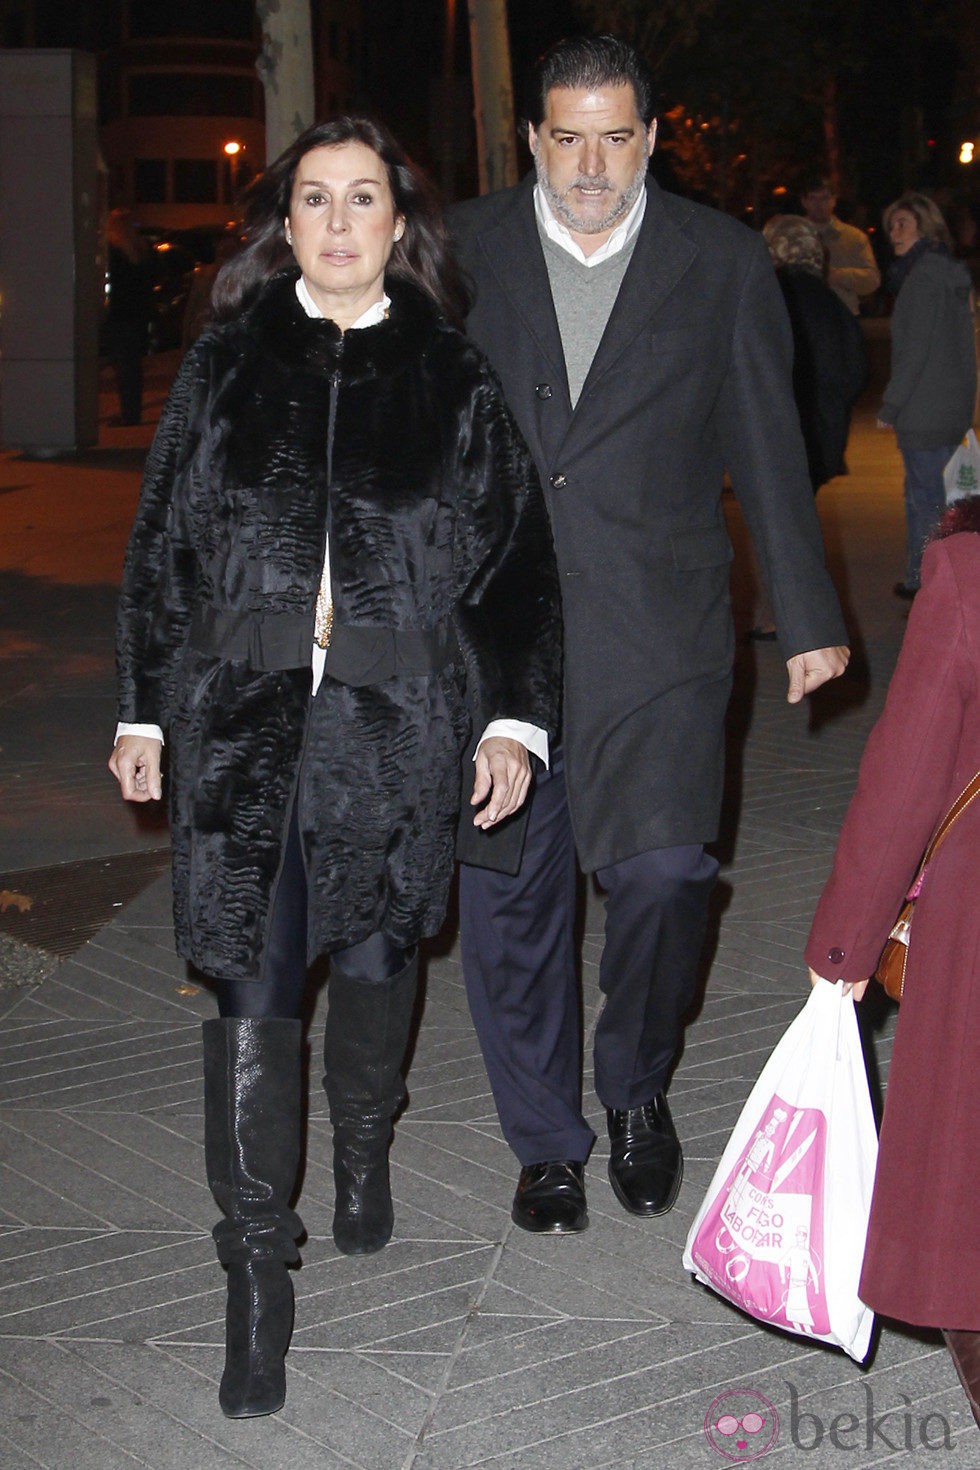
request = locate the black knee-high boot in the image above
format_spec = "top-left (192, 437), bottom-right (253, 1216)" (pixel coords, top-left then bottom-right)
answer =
top-left (202, 1018), bottom-right (304, 1418)
top-left (322, 954), bottom-right (418, 1255)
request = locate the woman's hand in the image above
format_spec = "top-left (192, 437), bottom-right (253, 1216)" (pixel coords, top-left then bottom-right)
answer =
top-left (471, 737), bottom-right (531, 828)
top-left (808, 967), bottom-right (869, 1002)
top-left (109, 734), bottom-right (163, 802)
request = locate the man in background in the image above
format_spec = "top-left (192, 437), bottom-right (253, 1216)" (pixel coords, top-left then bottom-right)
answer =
top-left (800, 176), bottom-right (880, 313)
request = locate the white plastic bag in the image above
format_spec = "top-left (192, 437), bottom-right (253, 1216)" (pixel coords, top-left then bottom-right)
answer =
top-left (944, 429), bottom-right (980, 504)
top-left (682, 983), bottom-right (877, 1362)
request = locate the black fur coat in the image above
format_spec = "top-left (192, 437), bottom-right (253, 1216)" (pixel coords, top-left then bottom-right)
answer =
top-left (117, 273), bottom-right (561, 979)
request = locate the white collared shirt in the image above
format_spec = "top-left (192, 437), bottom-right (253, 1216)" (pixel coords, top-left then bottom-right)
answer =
top-left (533, 182), bottom-right (646, 267)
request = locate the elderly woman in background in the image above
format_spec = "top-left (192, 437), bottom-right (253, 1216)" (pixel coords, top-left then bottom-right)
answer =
top-left (806, 496), bottom-right (980, 1429)
top-left (763, 214), bottom-right (868, 494)
top-left (879, 192), bottom-right (976, 599)
top-left (109, 116), bottom-right (561, 1418)
top-left (748, 214), bottom-right (867, 639)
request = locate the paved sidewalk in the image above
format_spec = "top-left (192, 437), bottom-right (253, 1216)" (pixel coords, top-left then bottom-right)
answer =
top-left (1, 375), bottom-right (977, 1466)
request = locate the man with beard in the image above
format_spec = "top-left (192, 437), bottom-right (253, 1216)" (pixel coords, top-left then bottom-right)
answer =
top-left (450, 35), bottom-right (849, 1234)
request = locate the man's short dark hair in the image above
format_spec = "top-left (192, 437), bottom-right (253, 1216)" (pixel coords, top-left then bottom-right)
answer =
top-left (524, 34), bottom-right (657, 130)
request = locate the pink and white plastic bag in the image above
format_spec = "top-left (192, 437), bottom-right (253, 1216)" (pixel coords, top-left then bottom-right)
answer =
top-left (682, 983), bottom-right (878, 1362)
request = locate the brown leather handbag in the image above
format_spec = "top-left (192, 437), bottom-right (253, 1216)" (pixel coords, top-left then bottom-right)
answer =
top-left (875, 770), bottom-right (980, 1002)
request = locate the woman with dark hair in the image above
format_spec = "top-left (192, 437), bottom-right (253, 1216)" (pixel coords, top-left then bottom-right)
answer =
top-left (210, 116), bottom-right (468, 326)
top-left (109, 117), bottom-right (561, 1418)
top-left (878, 191), bottom-right (976, 598)
top-left (806, 496), bottom-right (980, 1428)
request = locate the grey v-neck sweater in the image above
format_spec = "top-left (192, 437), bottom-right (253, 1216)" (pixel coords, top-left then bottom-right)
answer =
top-left (539, 227), bottom-right (637, 406)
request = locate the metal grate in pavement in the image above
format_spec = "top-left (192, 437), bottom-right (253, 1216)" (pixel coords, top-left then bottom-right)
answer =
top-left (0, 848), bottom-right (171, 958)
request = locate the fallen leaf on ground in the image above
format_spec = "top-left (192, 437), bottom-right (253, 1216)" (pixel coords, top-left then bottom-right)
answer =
top-left (0, 890), bottom-right (32, 914)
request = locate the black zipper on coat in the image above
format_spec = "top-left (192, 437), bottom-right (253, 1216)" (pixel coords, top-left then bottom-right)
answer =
top-left (254, 358), bottom-right (342, 983)
top-left (326, 365), bottom-right (341, 487)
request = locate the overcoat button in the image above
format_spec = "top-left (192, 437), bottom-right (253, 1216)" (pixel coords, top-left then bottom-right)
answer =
top-left (550, 472), bottom-right (567, 489)
top-left (535, 383), bottom-right (553, 399)
top-left (828, 947), bottom-right (845, 964)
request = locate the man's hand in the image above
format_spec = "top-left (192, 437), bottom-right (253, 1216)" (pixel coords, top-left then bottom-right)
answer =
top-left (786, 645), bottom-right (850, 704)
top-left (809, 966), bottom-right (869, 1002)
top-left (471, 736), bottom-right (531, 829)
top-left (109, 734), bottom-right (163, 802)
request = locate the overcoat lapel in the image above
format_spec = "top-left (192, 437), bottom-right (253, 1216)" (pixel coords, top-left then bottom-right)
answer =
top-left (473, 180), bottom-right (570, 403)
top-left (576, 182), bottom-right (699, 406)
top-left (467, 178), bottom-right (700, 468)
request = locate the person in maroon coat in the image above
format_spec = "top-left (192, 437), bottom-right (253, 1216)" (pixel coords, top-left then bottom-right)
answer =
top-left (806, 496), bottom-right (980, 1427)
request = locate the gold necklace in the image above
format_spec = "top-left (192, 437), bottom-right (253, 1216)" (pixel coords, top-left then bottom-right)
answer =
top-left (314, 582), bottom-right (333, 650)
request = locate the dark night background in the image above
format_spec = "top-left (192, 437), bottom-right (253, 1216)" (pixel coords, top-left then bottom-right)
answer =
top-left (367, 0), bottom-right (979, 256)
top-left (2, 0), bottom-right (978, 229)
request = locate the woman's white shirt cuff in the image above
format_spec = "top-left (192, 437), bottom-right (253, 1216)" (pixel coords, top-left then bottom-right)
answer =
top-left (115, 722), bottom-right (165, 746)
top-left (475, 720), bottom-right (549, 767)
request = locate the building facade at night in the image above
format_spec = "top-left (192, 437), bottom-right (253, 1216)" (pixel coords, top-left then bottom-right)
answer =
top-left (0, 0), bottom-right (362, 229)
top-left (99, 1), bottom-right (264, 229)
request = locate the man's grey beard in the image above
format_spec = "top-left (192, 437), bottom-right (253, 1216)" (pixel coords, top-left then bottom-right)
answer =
top-left (534, 152), bottom-right (648, 235)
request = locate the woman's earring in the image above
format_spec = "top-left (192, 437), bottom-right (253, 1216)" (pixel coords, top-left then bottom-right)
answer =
top-left (393, 226), bottom-right (404, 243)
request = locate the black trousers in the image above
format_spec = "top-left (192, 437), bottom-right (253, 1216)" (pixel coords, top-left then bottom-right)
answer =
top-left (105, 318), bottom-right (145, 425)
top-left (459, 753), bottom-right (718, 1165)
top-left (214, 802), bottom-right (413, 1018)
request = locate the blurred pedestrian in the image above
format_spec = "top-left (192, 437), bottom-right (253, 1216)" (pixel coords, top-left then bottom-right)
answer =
top-left (104, 208), bottom-right (155, 425)
top-left (763, 215), bottom-right (868, 492)
top-left (746, 215), bottom-right (868, 640)
top-left (878, 192), bottom-right (977, 598)
top-left (109, 116), bottom-right (561, 1419)
top-left (951, 202), bottom-right (980, 293)
top-left (800, 177), bottom-right (880, 314)
top-left (180, 231), bottom-right (242, 350)
top-left (806, 494), bottom-right (980, 1429)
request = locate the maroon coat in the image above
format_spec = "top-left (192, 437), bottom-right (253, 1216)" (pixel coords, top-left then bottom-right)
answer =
top-left (806, 530), bottom-right (980, 1330)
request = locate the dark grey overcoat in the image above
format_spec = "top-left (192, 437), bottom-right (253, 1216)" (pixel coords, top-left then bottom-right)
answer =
top-left (116, 273), bottom-right (561, 979)
top-left (451, 177), bottom-right (848, 872)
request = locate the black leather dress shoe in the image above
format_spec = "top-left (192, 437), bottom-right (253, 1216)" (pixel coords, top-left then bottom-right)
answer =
top-left (607, 1092), bottom-right (683, 1217)
top-left (511, 1161), bottom-right (589, 1234)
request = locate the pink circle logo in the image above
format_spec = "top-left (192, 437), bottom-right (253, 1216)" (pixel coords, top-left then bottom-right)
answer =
top-left (704, 1388), bottom-right (780, 1461)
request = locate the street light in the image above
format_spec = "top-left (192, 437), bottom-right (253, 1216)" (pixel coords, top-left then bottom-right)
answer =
top-left (960, 141), bottom-right (975, 165)
top-left (223, 140), bottom-right (242, 202)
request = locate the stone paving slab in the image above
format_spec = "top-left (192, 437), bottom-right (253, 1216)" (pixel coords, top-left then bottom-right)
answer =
top-left (3, 404), bottom-right (979, 1466)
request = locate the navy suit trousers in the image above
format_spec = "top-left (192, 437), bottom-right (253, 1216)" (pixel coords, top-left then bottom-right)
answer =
top-left (460, 753), bottom-right (718, 1165)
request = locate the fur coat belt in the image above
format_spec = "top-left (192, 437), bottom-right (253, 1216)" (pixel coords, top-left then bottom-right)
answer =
top-left (186, 603), bottom-right (458, 683)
